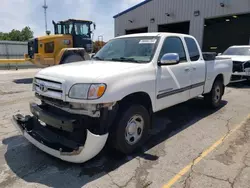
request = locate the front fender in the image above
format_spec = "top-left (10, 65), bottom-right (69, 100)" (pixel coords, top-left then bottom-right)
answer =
top-left (100, 65), bottom-right (156, 111)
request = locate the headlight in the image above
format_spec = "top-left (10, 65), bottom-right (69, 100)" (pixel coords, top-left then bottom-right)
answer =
top-left (68, 83), bottom-right (106, 99)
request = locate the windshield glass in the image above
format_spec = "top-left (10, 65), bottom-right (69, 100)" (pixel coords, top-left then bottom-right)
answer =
top-left (223, 47), bottom-right (250, 56)
top-left (56, 23), bottom-right (73, 34)
top-left (93, 37), bottom-right (159, 63)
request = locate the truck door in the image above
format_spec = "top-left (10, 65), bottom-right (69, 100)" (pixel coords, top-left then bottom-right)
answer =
top-left (156, 36), bottom-right (191, 111)
top-left (184, 37), bottom-right (206, 98)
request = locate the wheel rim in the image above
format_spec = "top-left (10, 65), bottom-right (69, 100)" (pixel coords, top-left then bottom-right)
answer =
top-left (214, 85), bottom-right (221, 103)
top-left (125, 114), bottom-right (144, 145)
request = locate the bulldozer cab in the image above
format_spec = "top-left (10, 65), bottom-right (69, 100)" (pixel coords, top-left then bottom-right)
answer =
top-left (53, 19), bottom-right (95, 52)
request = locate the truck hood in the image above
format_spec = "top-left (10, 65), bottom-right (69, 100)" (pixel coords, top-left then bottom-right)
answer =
top-left (36, 60), bottom-right (142, 83)
top-left (219, 55), bottom-right (250, 62)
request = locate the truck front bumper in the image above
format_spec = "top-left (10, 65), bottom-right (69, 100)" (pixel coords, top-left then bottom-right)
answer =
top-left (231, 69), bottom-right (250, 83)
top-left (12, 103), bottom-right (110, 163)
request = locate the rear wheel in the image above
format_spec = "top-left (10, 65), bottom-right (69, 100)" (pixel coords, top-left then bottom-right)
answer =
top-left (60, 54), bottom-right (84, 64)
top-left (204, 79), bottom-right (223, 108)
top-left (111, 104), bottom-right (150, 154)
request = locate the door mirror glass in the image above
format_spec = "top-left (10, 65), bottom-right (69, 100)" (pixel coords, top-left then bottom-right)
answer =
top-left (159, 53), bottom-right (179, 66)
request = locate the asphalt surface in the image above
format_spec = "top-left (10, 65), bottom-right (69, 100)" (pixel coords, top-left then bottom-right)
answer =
top-left (0, 69), bottom-right (250, 188)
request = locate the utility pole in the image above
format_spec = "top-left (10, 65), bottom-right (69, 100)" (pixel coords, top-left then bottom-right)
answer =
top-left (42, 0), bottom-right (48, 34)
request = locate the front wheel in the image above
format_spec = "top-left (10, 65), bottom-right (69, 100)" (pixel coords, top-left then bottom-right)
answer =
top-left (204, 80), bottom-right (223, 108)
top-left (111, 105), bottom-right (150, 154)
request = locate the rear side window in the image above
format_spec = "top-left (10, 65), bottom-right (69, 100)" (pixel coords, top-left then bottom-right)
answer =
top-left (159, 37), bottom-right (187, 62)
top-left (184, 37), bottom-right (200, 61)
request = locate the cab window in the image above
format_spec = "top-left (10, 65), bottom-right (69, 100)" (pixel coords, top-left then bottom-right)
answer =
top-left (159, 37), bottom-right (187, 62)
top-left (44, 42), bottom-right (54, 53)
top-left (184, 37), bottom-right (200, 61)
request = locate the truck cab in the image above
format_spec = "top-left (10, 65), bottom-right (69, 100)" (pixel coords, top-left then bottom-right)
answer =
top-left (13, 33), bottom-right (232, 163)
top-left (53, 19), bottom-right (95, 52)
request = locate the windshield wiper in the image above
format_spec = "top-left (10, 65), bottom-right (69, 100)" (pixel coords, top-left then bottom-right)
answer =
top-left (110, 57), bottom-right (141, 63)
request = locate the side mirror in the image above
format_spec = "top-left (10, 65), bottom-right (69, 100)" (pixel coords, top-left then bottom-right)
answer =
top-left (217, 53), bottom-right (222, 56)
top-left (158, 53), bottom-right (180, 66)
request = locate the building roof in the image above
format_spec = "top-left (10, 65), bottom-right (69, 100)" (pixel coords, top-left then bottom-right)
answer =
top-left (113, 0), bottom-right (152, 18)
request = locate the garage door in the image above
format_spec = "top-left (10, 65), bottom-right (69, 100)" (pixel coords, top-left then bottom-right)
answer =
top-left (126, 27), bottom-right (148, 35)
top-left (158, 21), bottom-right (190, 34)
top-left (203, 13), bottom-right (250, 53)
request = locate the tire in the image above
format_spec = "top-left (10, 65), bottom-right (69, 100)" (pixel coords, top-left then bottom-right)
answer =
top-left (60, 54), bottom-right (84, 64)
top-left (111, 104), bottom-right (150, 154)
top-left (204, 79), bottom-right (223, 108)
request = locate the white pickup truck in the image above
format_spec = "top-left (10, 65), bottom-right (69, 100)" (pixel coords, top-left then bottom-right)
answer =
top-left (219, 45), bottom-right (250, 82)
top-left (12, 33), bottom-right (232, 163)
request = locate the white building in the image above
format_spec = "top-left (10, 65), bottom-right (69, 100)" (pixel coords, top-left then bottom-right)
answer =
top-left (114, 0), bottom-right (250, 53)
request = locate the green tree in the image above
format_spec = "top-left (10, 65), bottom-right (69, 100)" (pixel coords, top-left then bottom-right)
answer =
top-left (0, 32), bottom-right (10, 40)
top-left (0, 26), bottom-right (34, 41)
top-left (21, 27), bottom-right (34, 41)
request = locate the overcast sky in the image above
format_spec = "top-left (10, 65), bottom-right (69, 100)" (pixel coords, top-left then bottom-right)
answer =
top-left (0, 0), bottom-right (142, 41)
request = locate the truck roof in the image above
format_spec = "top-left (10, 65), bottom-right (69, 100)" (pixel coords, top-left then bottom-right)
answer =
top-left (59, 19), bottom-right (93, 23)
top-left (116, 32), bottom-right (193, 39)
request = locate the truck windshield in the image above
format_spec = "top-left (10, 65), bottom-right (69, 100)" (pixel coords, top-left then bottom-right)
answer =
top-left (93, 37), bottom-right (159, 63)
top-left (223, 47), bottom-right (250, 56)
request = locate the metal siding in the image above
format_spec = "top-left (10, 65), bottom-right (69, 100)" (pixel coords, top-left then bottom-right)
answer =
top-left (0, 41), bottom-right (27, 59)
top-left (114, 0), bottom-right (250, 45)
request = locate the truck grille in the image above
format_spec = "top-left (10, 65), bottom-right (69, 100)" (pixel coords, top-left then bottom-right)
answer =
top-left (34, 77), bottom-right (63, 100)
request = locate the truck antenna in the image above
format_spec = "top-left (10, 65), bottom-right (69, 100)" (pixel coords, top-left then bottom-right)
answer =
top-left (42, 0), bottom-right (48, 34)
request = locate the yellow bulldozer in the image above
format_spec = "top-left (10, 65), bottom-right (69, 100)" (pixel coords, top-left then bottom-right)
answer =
top-left (0, 19), bottom-right (96, 66)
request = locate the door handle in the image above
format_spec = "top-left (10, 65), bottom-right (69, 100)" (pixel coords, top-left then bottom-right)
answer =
top-left (193, 67), bottom-right (197, 70)
top-left (184, 68), bottom-right (190, 72)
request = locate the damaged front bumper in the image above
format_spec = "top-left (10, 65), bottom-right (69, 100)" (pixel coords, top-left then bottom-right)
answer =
top-left (11, 102), bottom-right (117, 163)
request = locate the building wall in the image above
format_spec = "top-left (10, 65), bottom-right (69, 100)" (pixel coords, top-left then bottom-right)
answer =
top-left (114, 0), bottom-right (250, 45)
